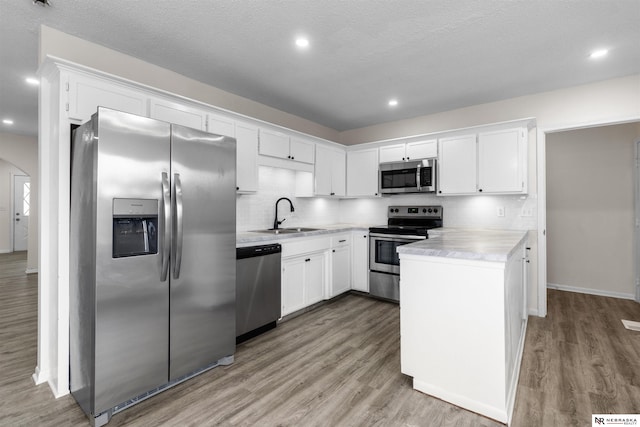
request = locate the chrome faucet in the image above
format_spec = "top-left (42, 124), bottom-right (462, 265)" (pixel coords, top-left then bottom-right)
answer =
top-left (273, 197), bottom-right (295, 230)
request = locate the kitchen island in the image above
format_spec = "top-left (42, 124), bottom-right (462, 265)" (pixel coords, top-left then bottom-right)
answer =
top-left (398, 228), bottom-right (529, 425)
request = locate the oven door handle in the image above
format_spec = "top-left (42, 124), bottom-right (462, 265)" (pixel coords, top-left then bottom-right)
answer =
top-left (369, 233), bottom-right (426, 241)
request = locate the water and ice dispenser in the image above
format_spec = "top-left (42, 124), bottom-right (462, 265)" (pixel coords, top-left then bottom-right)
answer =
top-left (112, 198), bottom-right (159, 258)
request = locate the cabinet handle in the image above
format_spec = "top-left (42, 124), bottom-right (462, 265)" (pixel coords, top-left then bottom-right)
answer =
top-left (363, 235), bottom-right (366, 238)
top-left (332, 249), bottom-right (336, 253)
top-left (438, 190), bottom-right (442, 193)
top-left (305, 258), bottom-right (311, 262)
top-left (406, 157), bottom-right (410, 160)
top-left (330, 192), bottom-right (335, 196)
top-left (292, 156), bottom-right (295, 160)
top-left (338, 239), bottom-right (346, 243)
top-left (478, 189), bottom-right (483, 192)
top-left (236, 186), bottom-right (239, 191)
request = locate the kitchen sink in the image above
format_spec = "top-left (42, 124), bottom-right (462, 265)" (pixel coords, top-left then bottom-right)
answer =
top-left (250, 227), bottom-right (324, 235)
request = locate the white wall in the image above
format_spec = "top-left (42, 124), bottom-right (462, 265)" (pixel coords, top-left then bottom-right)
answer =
top-left (338, 74), bottom-right (640, 145)
top-left (546, 123), bottom-right (640, 298)
top-left (39, 25), bottom-right (339, 143)
top-left (0, 132), bottom-right (38, 271)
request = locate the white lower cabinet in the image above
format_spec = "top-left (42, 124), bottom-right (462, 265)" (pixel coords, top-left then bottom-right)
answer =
top-left (281, 250), bottom-right (326, 317)
top-left (351, 231), bottom-right (369, 292)
top-left (329, 234), bottom-right (351, 298)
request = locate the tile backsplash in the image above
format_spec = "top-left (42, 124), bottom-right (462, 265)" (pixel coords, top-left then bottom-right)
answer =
top-left (237, 166), bottom-right (537, 231)
top-left (236, 167), bottom-right (341, 231)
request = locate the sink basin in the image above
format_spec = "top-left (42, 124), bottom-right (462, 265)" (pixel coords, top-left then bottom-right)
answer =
top-left (250, 227), bottom-right (323, 235)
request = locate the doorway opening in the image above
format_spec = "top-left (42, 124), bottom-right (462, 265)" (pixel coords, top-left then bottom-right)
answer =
top-left (13, 175), bottom-right (30, 252)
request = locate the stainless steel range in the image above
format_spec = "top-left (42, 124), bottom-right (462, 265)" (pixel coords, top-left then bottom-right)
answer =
top-left (369, 205), bottom-right (443, 302)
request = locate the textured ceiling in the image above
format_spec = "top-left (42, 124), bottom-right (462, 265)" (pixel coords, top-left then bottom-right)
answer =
top-left (1, 0), bottom-right (639, 138)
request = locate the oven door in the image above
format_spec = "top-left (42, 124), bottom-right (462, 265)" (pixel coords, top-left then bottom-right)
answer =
top-left (369, 233), bottom-right (424, 274)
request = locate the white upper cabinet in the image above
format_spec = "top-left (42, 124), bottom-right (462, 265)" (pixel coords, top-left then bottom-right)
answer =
top-left (315, 145), bottom-right (346, 197)
top-left (438, 128), bottom-right (527, 195)
top-left (379, 144), bottom-right (407, 163)
top-left (406, 140), bottom-right (437, 160)
top-left (259, 129), bottom-right (314, 164)
top-left (235, 122), bottom-right (259, 193)
top-left (438, 134), bottom-right (477, 195)
top-left (379, 140), bottom-right (437, 163)
top-left (207, 112), bottom-right (235, 137)
top-left (290, 137), bottom-right (315, 164)
top-left (66, 73), bottom-right (147, 122)
top-left (478, 128), bottom-right (526, 194)
top-left (149, 97), bottom-right (208, 130)
top-left (347, 148), bottom-right (379, 197)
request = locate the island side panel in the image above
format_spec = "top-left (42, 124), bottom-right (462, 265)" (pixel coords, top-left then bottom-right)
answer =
top-left (400, 255), bottom-right (508, 423)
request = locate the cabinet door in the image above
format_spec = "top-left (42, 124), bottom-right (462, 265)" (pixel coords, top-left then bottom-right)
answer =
top-left (149, 98), bottom-right (207, 130)
top-left (406, 139), bottom-right (437, 160)
top-left (478, 129), bottom-right (525, 193)
top-left (379, 144), bottom-right (406, 163)
top-left (347, 148), bottom-right (379, 197)
top-left (438, 135), bottom-right (477, 195)
top-left (259, 129), bottom-right (290, 160)
top-left (290, 137), bottom-right (315, 164)
top-left (235, 122), bottom-right (259, 193)
top-left (305, 253), bottom-right (325, 305)
top-left (331, 149), bottom-right (347, 197)
top-left (282, 258), bottom-right (306, 316)
top-left (331, 245), bottom-right (351, 297)
top-left (207, 112), bottom-right (235, 137)
top-left (351, 232), bottom-right (369, 292)
top-left (314, 145), bottom-right (334, 196)
top-left (67, 73), bottom-right (147, 122)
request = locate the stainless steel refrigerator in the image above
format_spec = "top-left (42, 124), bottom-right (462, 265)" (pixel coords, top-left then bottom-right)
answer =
top-left (69, 107), bottom-right (236, 426)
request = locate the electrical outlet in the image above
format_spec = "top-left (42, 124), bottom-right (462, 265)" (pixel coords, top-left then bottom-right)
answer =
top-left (520, 208), bottom-right (533, 217)
top-left (496, 206), bottom-right (505, 217)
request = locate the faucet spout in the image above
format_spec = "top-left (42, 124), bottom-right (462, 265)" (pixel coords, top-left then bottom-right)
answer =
top-left (273, 197), bottom-right (295, 230)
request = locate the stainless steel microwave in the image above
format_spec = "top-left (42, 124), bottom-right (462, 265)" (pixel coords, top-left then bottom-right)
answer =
top-left (379, 159), bottom-right (436, 194)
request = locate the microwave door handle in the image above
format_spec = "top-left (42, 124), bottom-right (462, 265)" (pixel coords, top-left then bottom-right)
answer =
top-left (160, 172), bottom-right (171, 282)
top-left (416, 165), bottom-right (421, 191)
top-left (172, 172), bottom-right (184, 279)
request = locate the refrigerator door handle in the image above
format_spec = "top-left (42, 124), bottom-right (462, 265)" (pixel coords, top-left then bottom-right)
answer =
top-left (161, 172), bottom-right (171, 281)
top-left (172, 172), bottom-right (184, 279)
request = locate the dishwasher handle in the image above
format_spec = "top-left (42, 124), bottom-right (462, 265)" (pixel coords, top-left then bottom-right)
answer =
top-left (236, 244), bottom-right (282, 260)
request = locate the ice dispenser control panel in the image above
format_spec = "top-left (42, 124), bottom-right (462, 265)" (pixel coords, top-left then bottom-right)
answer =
top-left (112, 198), bottom-right (159, 258)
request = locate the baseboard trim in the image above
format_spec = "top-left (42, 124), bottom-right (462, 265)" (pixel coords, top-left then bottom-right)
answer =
top-left (25, 267), bottom-right (38, 274)
top-left (547, 282), bottom-right (635, 300)
top-left (0, 249), bottom-right (11, 254)
top-left (32, 366), bottom-right (48, 385)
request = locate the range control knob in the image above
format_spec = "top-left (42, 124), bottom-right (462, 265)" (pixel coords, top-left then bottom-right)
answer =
top-left (394, 208), bottom-right (399, 213)
top-left (389, 208), bottom-right (394, 213)
top-left (428, 208), bottom-right (433, 213)
top-left (422, 208), bottom-right (427, 213)
top-left (434, 208), bottom-right (439, 213)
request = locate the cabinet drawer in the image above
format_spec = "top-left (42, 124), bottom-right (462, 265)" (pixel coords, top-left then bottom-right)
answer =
top-left (282, 236), bottom-right (330, 258)
top-left (331, 234), bottom-right (351, 247)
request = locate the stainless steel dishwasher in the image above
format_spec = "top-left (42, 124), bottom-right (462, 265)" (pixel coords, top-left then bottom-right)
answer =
top-left (236, 243), bottom-right (282, 343)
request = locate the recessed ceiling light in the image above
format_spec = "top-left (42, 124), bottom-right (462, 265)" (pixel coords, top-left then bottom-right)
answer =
top-left (3, 119), bottom-right (14, 125)
top-left (589, 49), bottom-right (608, 59)
top-left (25, 77), bottom-right (39, 85)
top-left (295, 37), bottom-right (309, 48)
top-left (388, 99), bottom-right (398, 107)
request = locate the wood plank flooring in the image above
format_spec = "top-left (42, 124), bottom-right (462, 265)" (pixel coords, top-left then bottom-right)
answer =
top-left (1, 251), bottom-right (638, 426)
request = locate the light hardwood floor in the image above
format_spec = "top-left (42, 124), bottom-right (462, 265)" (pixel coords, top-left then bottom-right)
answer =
top-left (1, 252), bottom-right (638, 426)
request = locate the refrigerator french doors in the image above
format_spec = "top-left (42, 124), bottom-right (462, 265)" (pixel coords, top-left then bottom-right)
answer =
top-left (70, 107), bottom-right (236, 424)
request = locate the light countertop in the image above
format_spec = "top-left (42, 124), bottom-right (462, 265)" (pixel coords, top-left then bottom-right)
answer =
top-left (236, 223), bottom-right (371, 247)
top-left (397, 227), bottom-right (528, 262)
